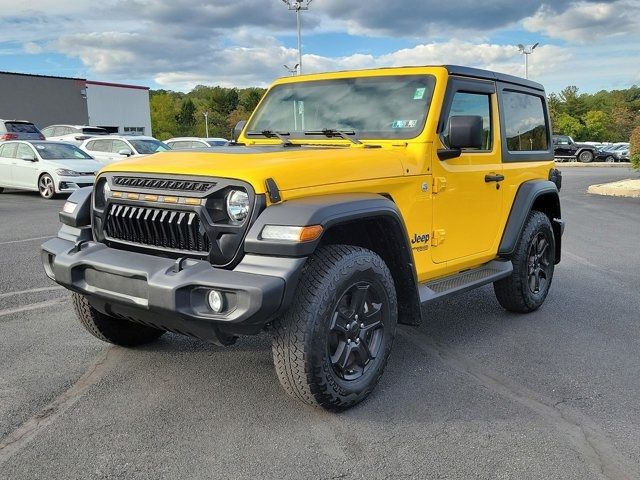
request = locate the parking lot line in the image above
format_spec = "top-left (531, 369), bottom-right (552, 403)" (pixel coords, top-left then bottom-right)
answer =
top-left (397, 327), bottom-right (638, 479)
top-left (0, 286), bottom-right (63, 299)
top-left (0, 346), bottom-right (120, 466)
top-left (0, 235), bottom-right (55, 246)
top-left (0, 298), bottom-right (66, 318)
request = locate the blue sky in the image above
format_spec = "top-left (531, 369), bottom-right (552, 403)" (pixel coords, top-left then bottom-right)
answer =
top-left (1, 0), bottom-right (639, 94)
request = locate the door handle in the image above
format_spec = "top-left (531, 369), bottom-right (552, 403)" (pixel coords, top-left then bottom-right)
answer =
top-left (485, 173), bottom-right (505, 183)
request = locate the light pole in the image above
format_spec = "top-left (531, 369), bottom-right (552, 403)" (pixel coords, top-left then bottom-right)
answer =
top-left (517, 42), bottom-right (539, 79)
top-left (282, 0), bottom-right (312, 75)
top-left (203, 111), bottom-right (209, 138)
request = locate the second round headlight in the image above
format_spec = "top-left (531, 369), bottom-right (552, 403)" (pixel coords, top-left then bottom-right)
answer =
top-left (226, 190), bottom-right (249, 223)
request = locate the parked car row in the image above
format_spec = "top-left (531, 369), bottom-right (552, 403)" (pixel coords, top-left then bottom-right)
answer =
top-left (0, 120), bottom-right (229, 199)
top-left (553, 135), bottom-right (631, 163)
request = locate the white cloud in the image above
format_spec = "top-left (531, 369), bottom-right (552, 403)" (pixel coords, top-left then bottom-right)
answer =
top-left (523, 1), bottom-right (640, 42)
top-left (23, 42), bottom-right (43, 54)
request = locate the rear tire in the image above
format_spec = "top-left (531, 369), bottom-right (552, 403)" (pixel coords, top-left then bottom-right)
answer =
top-left (72, 293), bottom-right (165, 346)
top-left (494, 211), bottom-right (555, 313)
top-left (272, 245), bottom-right (397, 411)
top-left (578, 150), bottom-right (594, 163)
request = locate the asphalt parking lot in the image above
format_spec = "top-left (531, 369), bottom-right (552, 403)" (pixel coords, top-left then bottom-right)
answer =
top-left (1, 166), bottom-right (639, 480)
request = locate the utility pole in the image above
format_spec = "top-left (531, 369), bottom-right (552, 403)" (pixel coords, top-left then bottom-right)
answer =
top-left (517, 43), bottom-right (539, 79)
top-left (282, 0), bottom-right (313, 75)
top-left (203, 111), bottom-right (209, 138)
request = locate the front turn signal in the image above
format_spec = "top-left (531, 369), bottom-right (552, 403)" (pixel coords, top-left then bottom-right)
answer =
top-left (260, 225), bottom-right (323, 242)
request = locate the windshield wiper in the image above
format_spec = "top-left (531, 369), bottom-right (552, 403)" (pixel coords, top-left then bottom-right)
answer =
top-left (303, 129), bottom-right (362, 145)
top-left (245, 130), bottom-right (295, 147)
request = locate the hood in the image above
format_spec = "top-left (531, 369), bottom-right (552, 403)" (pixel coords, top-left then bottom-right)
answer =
top-left (46, 159), bottom-right (102, 174)
top-left (99, 145), bottom-right (410, 194)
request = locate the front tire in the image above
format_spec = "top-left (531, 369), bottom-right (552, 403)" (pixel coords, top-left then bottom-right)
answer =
top-left (38, 174), bottom-right (56, 199)
top-left (272, 245), bottom-right (397, 411)
top-left (72, 293), bottom-right (165, 346)
top-left (605, 155), bottom-right (615, 163)
top-left (494, 211), bottom-right (555, 313)
top-left (578, 150), bottom-right (594, 163)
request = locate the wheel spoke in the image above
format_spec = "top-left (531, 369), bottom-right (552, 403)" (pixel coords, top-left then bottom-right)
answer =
top-left (330, 311), bottom-right (349, 334)
top-left (353, 339), bottom-right (372, 364)
top-left (534, 270), bottom-right (541, 292)
top-left (332, 340), bottom-right (354, 370)
top-left (349, 284), bottom-right (369, 316)
top-left (537, 238), bottom-right (548, 256)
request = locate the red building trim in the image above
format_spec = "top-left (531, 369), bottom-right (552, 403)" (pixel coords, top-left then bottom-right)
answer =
top-left (86, 80), bottom-right (149, 91)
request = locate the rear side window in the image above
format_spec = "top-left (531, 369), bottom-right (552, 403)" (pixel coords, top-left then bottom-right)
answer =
top-left (0, 143), bottom-right (18, 158)
top-left (502, 91), bottom-right (548, 152)
top-left (87, 139), bottom-right (112, 151)
top-left (5, 122), bottom-right (39, 134)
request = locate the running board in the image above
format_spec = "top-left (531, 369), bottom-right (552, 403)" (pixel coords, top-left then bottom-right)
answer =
top-left (418, 259), bottom-right (513, 304)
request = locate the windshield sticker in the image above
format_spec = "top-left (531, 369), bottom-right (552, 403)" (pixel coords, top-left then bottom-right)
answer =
top-left (413, 88), bottom-right (426, 100)
top-left (36, 145), bottom-right (45, 149)
top-left (392, 120), bottom-right (418, 129)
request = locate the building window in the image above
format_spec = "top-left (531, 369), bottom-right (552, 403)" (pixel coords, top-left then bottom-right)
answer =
top-left (124, 127), bottom-right (145, 135)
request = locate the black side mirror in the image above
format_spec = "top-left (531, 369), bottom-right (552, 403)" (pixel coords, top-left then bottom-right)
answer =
top-left (232, 120), bottom-right (246, 143)
top-left (449, 115), bottom-right (483, 149)
top-left (438, 115), bottom-right (484, 160)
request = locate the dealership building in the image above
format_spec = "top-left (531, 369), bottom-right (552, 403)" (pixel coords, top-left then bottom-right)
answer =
top-left (0, 71), bottom-right (152, 135)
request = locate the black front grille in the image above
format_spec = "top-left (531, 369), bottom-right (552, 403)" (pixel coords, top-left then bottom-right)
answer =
top-left (104, 204), bottom-right (210, 253)
top-left (112, 176), bottom-right (215, 193)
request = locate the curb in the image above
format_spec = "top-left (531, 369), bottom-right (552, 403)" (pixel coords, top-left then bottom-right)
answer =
top-left (556, 162), bottom-right (633, 168)
top-left (587, 180), bottom-right (640, 198)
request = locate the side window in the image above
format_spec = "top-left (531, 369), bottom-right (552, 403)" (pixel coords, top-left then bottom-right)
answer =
top-left (52, 127), bottom-right (65, 136)
top-left (442, 92), bottom-right (492, 151)
top-left (111, 140), bottom-right (129, 153)
top-left (0, 143), bottom-right (18, 158)
top-left (502, 91), bottom-right (549, 151)
top-left (63, 127), bottom-right (75, 135)
top-left (87, 139), bottom-right (111, 152)
top-left (16, 144), bottom-right (35, 159)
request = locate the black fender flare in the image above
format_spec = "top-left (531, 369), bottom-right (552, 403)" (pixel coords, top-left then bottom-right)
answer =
top-left (244, 193), bottom-right (422, 325)
top-left (498, 180), bottom-right (563, 263)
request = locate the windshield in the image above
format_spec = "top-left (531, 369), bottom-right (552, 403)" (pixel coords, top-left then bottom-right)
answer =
top-left (246, 75), bottom-right (435, 140)
top-left (129, 139), bottom-right (170, 154)
top-left (33, 143), bottom-right (93, 160)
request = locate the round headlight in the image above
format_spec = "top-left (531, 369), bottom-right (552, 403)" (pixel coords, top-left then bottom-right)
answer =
top-left (226, 190), bottom-right (249, 223)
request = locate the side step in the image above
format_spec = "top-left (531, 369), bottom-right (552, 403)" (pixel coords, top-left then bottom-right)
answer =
top-left (418, 259), bottom-right (513, 304)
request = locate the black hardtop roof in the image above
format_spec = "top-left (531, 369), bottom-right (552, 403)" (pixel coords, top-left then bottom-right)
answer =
top-left (443, 65), bottom-right (545, 92)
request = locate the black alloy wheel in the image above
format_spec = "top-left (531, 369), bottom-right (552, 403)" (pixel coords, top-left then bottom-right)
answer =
top-left (527, 232), bottom-right (551, 295)
top-left (328, 282), bottom-right (386, 381)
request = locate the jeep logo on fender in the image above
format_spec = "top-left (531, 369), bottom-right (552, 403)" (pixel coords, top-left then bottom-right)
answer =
top-left (411, 233), bottom-right (430, 244)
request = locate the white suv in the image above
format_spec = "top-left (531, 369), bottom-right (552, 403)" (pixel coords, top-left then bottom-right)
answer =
top-left (41, 125), bottom-right (108, 145)
top-left (165, 137), bottom-right (228, 149)
top-left (80, 135), bottom-right (170, 165)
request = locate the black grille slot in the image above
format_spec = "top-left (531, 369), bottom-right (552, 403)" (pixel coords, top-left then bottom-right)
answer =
top-left (112, 176), bottom-right (215, 193)
top-left (105, 204), bottom-right (210, 254)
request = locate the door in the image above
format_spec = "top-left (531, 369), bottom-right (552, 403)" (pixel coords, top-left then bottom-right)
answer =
top-left (432, 79), bottom-right (503, 264)
top-left (12, 143), bottom-right (40, 189)
top-left (553, 136), bottom-right (573, 157)
top-left (0, 143), bottom-right (18, 187)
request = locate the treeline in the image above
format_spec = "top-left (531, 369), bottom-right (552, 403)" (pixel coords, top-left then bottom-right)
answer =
top-left (150, 83), bottom-right (640, 143)
top-left (549, 85), bottom-right (640, 142)
top-left (150, 86), bottom-right (266, 140)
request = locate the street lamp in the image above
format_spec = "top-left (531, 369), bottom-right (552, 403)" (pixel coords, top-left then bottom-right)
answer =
top-left (282, 0), bottom-right (312, 75)
top-left (203, 111), bottom-right (209, 138)
top-left (517, 42), bottom-right (539, 79)
top-left (284, 64), bottom-right (299, 76)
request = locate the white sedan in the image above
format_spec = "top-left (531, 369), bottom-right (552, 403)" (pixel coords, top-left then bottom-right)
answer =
top-left (0, 141), bottom-right (101, 199)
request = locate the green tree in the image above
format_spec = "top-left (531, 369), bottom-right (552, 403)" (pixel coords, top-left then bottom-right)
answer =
top-left (583, 110), bottom-right (611, 141)
top-left (175, 98), bottom-right (197, 136)
top-left (554, 113), bottom-right (583, 138)
top-left (630, 125), bottom-right (640, 169)
top-left (150, 93), bottom-right (179, 140)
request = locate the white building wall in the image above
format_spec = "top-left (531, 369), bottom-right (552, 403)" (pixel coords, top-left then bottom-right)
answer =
top-left (86, 82), bottom-right (152, 136)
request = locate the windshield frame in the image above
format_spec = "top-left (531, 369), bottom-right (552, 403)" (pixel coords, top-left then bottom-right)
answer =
top-left (245, 74), bottom-right (436, 141)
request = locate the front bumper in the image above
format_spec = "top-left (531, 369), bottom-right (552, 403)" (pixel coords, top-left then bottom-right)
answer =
top-left (41, 229), bottom-right (305, 342)
top-left (56, 175), bottom-right (95, 193)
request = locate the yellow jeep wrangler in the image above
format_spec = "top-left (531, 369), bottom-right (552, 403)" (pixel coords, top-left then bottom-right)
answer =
top-left (42, 65), bottom-right (564, 410)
